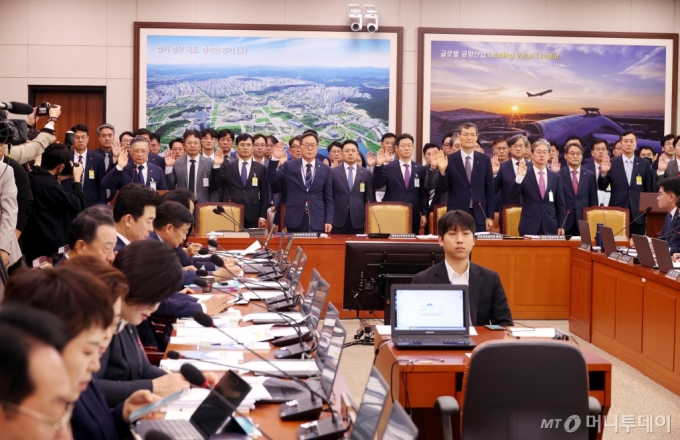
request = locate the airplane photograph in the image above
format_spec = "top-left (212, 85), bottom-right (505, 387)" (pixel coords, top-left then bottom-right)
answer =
top-left (527, 89), bottom-right (553, 97)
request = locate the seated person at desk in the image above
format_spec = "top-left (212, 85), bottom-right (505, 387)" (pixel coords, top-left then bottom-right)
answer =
top-left (55, 206), bottom-right (117, 265)
top-left (657, 177), bottom-right (680, 254)
top-left (412, 210), bottom-right (513, 326)
top-left (113, 184), bottom-right (162, 252)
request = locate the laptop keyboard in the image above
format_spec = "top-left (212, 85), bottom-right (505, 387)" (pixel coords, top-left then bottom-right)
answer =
top-left (399, 336), bottom-right (470, 345)
top-left (140, 420), bottom-right (203, 440)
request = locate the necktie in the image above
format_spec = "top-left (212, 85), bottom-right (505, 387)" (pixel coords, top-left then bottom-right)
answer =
top-left (104, 154), bottom-right (111, 198)
top-left (664, 212), bottom-right (672, 234)
top-left (241, 161), bottom-right (248, 187)
top-left (347, 166), bottom-right (354, 191)
top-left (625, 159), bottom-right (633, 185)
top-left (538, 171), bottom-right (546, 199)
top-left (188, 159), bottom-right (196, 194)
top-left (305, 164), bottom-right (313, 190)
top-left (571, 169), bottom-right (579, 194)
top-left (465, 156), bottom-right (472, 182)
top-left (77, 155), bottom-right (84, 184)
top-left (403, 163), bottom-right (410, 188)
top-left (137, 165), bottom-right (144, 185)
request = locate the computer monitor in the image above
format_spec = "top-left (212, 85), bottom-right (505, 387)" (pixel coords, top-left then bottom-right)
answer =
top-left (316, 302), bottom-right (339, 368)
top-left (306, 275), bottom-right (328, 332)
top-left (300, 269), bottom-right (321, 315)
top-left (578, 220), bottom-right (592, 246)
top-left (599, 226), bottom-right (618, 256)
top-left (350, 367), bottom-right (390, 440)
top-left (318, 319), bottom-right (346, 399)
top-left (632, 235), bottom-right (655, 268)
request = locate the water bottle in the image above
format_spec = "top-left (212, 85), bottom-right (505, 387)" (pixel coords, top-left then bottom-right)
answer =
top-left (595, 223), bottom-right (603, 249)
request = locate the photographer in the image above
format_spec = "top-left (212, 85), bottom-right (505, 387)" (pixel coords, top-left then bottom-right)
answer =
top-left (0, 105), bottom-right (61, 165)
top-left (22, 143), bottom-right (84, 263)
top-left (0, 141), bottom-right (32, 243)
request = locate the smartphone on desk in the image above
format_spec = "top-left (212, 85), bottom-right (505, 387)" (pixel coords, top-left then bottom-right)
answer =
top-left (129, 388), bottom-right (187, 423)
top-left (485, 325), bottom-right (505, 331)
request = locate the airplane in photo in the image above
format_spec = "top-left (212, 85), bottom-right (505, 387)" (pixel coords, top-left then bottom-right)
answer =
top-left (527, 89), bottom-right (553, 97)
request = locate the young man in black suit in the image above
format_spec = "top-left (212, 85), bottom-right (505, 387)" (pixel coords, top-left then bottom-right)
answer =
top-left (61, 124), bottom-right (107, 208)
top-left (331, 139), bottom-right (375, 233)
top-left (218, 133), bottom-right (268, 229)
top-left (558, 143), bottom-right (598, 236)
top-left (411, 210), bottom-right (513, 326)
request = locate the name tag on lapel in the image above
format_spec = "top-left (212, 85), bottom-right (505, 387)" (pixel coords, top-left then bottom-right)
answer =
top-left (203, 177), bottom-right (210, 187)
top-left (636, 175), bottom-right (642, 185)
top-left (548, 190), bottom-right (554, 202)
top-left (252, 176), bottom-right (258, 186)
top-left (360, 182), bottom-right (365, 193)
top-left (88, 169), bottom-right (95, 179)
top-left (414, 177), bottom-right (420, 188)
top-left (150, 179), bottom-right (156, 190)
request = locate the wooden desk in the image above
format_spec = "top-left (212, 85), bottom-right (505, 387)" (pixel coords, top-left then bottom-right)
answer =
top-left (373, 328), bottom-right (612, 440)
top-left (191, 235), bottom-right (579, 320)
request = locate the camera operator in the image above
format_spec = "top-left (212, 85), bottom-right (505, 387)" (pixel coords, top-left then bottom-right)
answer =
top-left (0, 140), bottom-right (32, 244)
top-left (22, 144), bottom-right (84, 263)
top-left (0, 105), bottom-right (61, 165)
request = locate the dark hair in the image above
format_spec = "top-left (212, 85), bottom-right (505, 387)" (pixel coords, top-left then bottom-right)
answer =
top-left (381, 133), bottom-right (396, 143)
top-left (591, 138), bottom-right (608, 149)
top-left (637, 146), bottom-right (654, 156)
top-left (459, 122), bottom-right (478, 134)
top-left (289, 135), bottom-right (302, 148)
top-left (169, 138), bottom-right (184, 149)
top-left (564, 143), bottom-right (584, 155)
top-left (4, 266), bottom-right (115, 339)
top-left (423, 143), bottom-right (439, 155)
top-left (622, 130), bottom-right (637, 140)
top-left (492, 138), bottom-right (507, 147)
top-left (253, 134), bottom-right (267, 144)
top-left (130, 136), bottom-right (149, 149)
top-left (438, 210), bottom-right (476, 236)
top-left (328, 141), bottom-right (342, 152)
top-left (395, 133), bottom-right (414, 147)
top-left (153, 201), bottom-right (194, 230)
top-left (302, 129), bottom-right (318, 136)
top-left (162, 188), bottom-right (196, 211)
top-left (62, 256), bottom-right (129, 303)
top-left (134, 128), bottom-right (151, 138)
top-left (113, 240), bottom-right (183, 305)
top-left (235, 133), bottom-right (253, 145)
top-left (342, 139), bottom-right (358, 150)
top-left (441, 132), bottom-right (455, 145)
top-left (0, 306), bottom-right (68, 405)
top-left (217, 129), bottom-right (234, 141)
top-left (119, 131), bottom-right (134, 142)
top-left (267, 135), bottom-right (278, 144)
top-left (41, 144), bottom-right (71, 170)
top-left (550, 141), bottom-right (563, 154)
top-left (113, 184), bottom-right (162, 222)
top-left (300, 132), bottom-right (318, 144)
top-left (201, 128), bottom-right (218, 139)
top-left (68, 206), bottom-right (115, 248)
top-left (183, 129), bottom-right (202, 141)
top-left (565, 135), bottom-right (582, 144)
top-left (71, 124), bottom-right (89, 134)
top-left (657, 177), bottom-right (680, 198)
top-left (149, 132), bottom-right (160, 143)
top-left (662, 134), bottom-right (675, 145)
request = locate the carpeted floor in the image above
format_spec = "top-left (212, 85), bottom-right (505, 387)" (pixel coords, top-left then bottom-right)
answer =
top-left (337, 319), bottom-right (680, 439)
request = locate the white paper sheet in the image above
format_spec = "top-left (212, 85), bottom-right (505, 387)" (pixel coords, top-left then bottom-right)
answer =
top-left (159, 359), bottom-right (243, 372)
top-left (239, 359), bottom-right (319, 374)
top-left (508, 327), bottom-right (556, 338)
top-left (242, 312), bottom-right (304, 323)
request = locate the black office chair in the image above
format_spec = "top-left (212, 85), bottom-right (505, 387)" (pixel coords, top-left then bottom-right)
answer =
top-left (434, 340), bottom-right (602, 440)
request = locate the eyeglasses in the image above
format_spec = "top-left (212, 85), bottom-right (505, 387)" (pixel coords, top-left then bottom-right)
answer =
top-left (1, 401), bottom-right (74, 431)
top-left (74, 135), bottom-right (88, 141)
top-left (173, 225), bottom-right (190, 236)
top-left (301, 143), bottom-right (317, 149)
top-left (592, 148), bottom-right (608, 152)
top-left (566, 152), bottom-right (582, 156)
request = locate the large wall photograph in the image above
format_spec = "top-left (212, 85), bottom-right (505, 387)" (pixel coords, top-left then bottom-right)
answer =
top-left (135, 23), bottom-right (402, 155)
top-left (419, 29), bottom-right (678, 155)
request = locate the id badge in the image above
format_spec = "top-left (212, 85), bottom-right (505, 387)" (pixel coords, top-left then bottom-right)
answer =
top-left (252, 176), bottom-right (258, 186)
top-left (414, 177), bottom-right (420, 188)
top-left (360, 182), bottom-right (365, 193)
top-left (548, 190), bottom-right (554, 202)
top-left (88, 169), bottom-right (95, 179)
top-left (150, 179), bottom-right (156, 191)
top-left (203, 177), bottom-right (210, 187)
top-left (636, 175), bottom-right (642, 185)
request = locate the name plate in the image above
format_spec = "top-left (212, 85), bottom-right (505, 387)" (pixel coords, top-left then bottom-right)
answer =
top-left (608, 252), bottom-right (622, 261)
top-left (540, 235), bottom-right (566, 240)
top-left (578, 243), bottom-right (591, 251)
top-left (666, 269), bottom-right (680, 280)
top-left (476, 234), bottom-right (503, 240)
top-left (620, 255), bottom-right (635, 265)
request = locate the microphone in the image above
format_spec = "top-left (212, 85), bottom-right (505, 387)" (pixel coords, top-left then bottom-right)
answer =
top-left (559, 209), bottom-right (570, 234)
top-left (192, 312), bottom-right (331, 421)
top-left (657, 219), bottom-right (680, 240)
top-left (366, 200), bottom-right (389, 238)
top-left (179, 364), bottom-right (274, 440)
top-left (613, 206), bottom-right (652, 237)
top-left (212, 206), bottom-right (268, 252)
top-left (208, 237), bottom-right (281, 279)
top-left (0, 101), bottom-right (34, 115)
top-left (600, 203), bottom-right (608, 227)
top-left (144, 431), bottom-right (174, 440)
top-left (208, 252), bottom-right (288, 296)
top-left (198, 247), bottom-right (209, 255)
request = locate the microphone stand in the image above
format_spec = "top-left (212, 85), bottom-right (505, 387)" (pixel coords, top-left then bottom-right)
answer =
top-left (366, 200), bottom-right (389, 238)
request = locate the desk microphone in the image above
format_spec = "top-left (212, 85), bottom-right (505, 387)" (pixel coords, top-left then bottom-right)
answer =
top-left (613, 206), bottom-right (652, 237)
top-left (144, 431), bottom-right (174, 440)
top-left (192, 312), bottom-right (330, 421)
top-left (559, 209), bottom-right (570, 233)
top-left (208, 253), bottom-right (289, 299)
top-left (657, 222), bottom-right (680, 240)
top-left (212, 206), bottom-right (268, 251)
top-left (179, 364), bottom-right (274, 440)
top-left (208, 237), bottom-right (282, 278)
top-left (198, 247), bottom-right (209, 255)
top-left (599, 203), bottom-right (608, 227)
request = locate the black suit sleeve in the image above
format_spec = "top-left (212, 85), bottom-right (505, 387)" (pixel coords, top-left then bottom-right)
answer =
top-left (96, 159), bottom-right (107, 204)
top-left (588, 175), bottom-right (598, 208)
top-left (9, 161), bottom-right (32, 232)
top-left (489, 271), bottom-right (513, 326)
top-left (555, 177), bottom-right (566, 229)
top-left (418, 168), bottom-right (429, 217)
top-left (258, 166), bottom-right (269, 219)
top-left (597, 173), bottom-right (611, 191)
top-left (425, 167), bottom-right (439, 190)
top-left (365, 170), bottom-right (376, 203)
top-left (373, 164), bottom-right (386, 189)
top-left (484, 161), bottom-right (494, 219)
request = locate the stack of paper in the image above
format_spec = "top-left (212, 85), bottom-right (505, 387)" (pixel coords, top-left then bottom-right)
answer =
top-left (508, 327), bottom-right (556, 338)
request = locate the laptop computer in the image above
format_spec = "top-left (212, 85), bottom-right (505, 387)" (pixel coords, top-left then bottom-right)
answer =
top-left (632, 235), bottom-right (656, 268)
top-left (133, 370), bottom-right (252, 440)
top-left (599, 226), bottom-right (619, 256)
top-left (380, 401), bottom-right (419, 440)
top-left (349, 367), bottom-right (390, 440)
top-left (578, 220), bottom-right (592, 246)
top-left (390, 284), bottom-right (476, 349)
top-left (651, 238), bottom-right (680, 273)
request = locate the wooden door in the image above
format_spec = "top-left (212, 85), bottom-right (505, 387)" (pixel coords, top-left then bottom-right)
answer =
top-left (32, 88), bottom-right (105, 151)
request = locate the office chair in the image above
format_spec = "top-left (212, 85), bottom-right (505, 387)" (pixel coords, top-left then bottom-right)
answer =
top-left (434, 340), bottom-right (601, 440)
top-left (365, 202), bottom-right (412, 234)
top-left (583, 206), bottom-right (629, 239)
top-left (195, 202), bottom-right (244, 234)
top-left (430, 203), bottom-right (448, 234)
top-left (502, 205), bottom-right (522, 237)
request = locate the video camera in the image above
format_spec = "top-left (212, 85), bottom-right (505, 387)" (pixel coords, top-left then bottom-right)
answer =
top-left (0, 101), bottom-right (33, 146)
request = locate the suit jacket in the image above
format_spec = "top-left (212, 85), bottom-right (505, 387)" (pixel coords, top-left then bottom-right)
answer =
top-left (218, 159), bottom-right (269, 222)
top-left (411, 261), bottom-right (513, 326)
top-left (148, 152), bottom-right (165, 170)
top-left (114, 236), bottom-right (127, 253)
top-left (510, 167), bottom-right (566, 235)
top-left (148, 231), bottom-right (199, 285)
top-left (165, 154), bottom-right (219, 203)
top-left (23, 167), bottom-right (83, 262)
top-left (558, 166), bottom-right (598, 231)
top-left (2, 155), bottom-right (32, 234)
top-left (659, 211), bottom-right (680, 254)
top-left (266, 159), bottom-right (333, 230)
top-left (101, 161), bottom-right (167, 193)
top-left (656, 158), bottom-right (680, 190)
top-left (598, 155), bottom-right (653, 225)
top-left (93, 147), bottom-right (115, 173)
top-left (0, 162), bottom-right (21, 267)
top-left (331, 164), bottom-right (375, 229)
top-left (98, 323), bottom-right (166, 407)
top-left (494, 159), bottom-right (525, 208)
top-left (72, 377), bottom-right (128, 440)
top-left (61, 151), bottom-right (107, 208)
top-left (373, 160), bottom-right (429, 230)
top-left (429, 151), bottom-right (494, 227)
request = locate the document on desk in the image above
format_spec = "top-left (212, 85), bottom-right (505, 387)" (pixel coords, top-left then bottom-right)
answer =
top-left (241, 281), bottom-right (286, 290)
top-left (239, 359), bottom-right (319, 374)
top-left (159, 359), bottom-right (245, 372)
top-left (174, 325), bottom-right (274, 343)
top-left (238, 290), bottom-right (283, 300)
top-left (178, 351), bottom-right (244, 363)
top-left (508, 328), bottom-right (556, 338)
top-left (242, 312), bottom-right (305, 323)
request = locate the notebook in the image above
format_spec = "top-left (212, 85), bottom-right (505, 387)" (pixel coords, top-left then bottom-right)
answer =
top-left (651, 238), bottom-right (680, 273)
top-left (631, 235), bottom-right (655, 268)
top-left (390, 284), bottom-right (476, 349)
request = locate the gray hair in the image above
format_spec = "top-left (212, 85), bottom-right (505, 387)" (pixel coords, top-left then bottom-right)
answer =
top-left (130, 136), bottom-right (150, 149)
top-left (531, 138), bottom-right (551, 153)
top-left (507, 133), bottom-right (529, 148)
top-left (459, 122), bottom-right (478, 135)
top-left (96, 123), bottom-right (115, 135)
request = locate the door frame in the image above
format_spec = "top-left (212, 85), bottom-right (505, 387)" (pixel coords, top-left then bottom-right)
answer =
top-left (27, 85), bottom-right (107, 121)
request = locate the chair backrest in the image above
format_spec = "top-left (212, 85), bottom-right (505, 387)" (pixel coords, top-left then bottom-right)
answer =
top-left (430, 204), bottom-right (448, 234)
top-left (583, 206), bottom-right (629, 238)
top-left (195, 202), bottom-right (244, 235)
top-left (461, 340), bottom-right (590, 440)
top-left (502, 205), bottom-right (522, 237)
top-left (365, 202), bottom-right (412, 234)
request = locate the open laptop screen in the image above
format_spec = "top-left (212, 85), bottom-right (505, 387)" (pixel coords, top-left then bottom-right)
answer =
top-left (190, 370), bottom-right (252, 438)
top-left (394, 289), bottom-right (466, 331)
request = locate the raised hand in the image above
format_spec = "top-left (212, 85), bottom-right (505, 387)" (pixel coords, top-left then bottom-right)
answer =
top-left (376, 148), bottom-right (386, 166)
top-left (658, 153), bottom-right (668, 172)
top-left (273, 141), bottom-right (285, 159)
top-left (117, 149), bottom-right (129, 169)
top-left (438, 150), bottom-right (448, 175)
top-left (72, 162), bottom-right (84, 183)
top-left (164, 152), bottom-right (175, 167)
top-left (214, 149), bottom-right (224, 166)
top-left (491, 155), bottom-right (500, 175)
top-left (112, 140), bottom-right (122, 158)
top-left (48, 104), bottom-right (61, 120)
top-left (517, 160), bottom-right (527, 177)
top-left (366, 152), bottom-right (376, 168)
top-left (550, 156), bottom-right (561, 173)
top-left (600, 155), bottom-right (611, 175)
top-left (323, 158), bottom-right (330, 166)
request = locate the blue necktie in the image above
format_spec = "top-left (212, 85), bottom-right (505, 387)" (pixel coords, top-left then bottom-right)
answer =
top-left (137, 165), bottom-right (144, 185)
top-left (305, 164), bottom-right (313, 190)
top-left (347, 166), bottom-right (354, 191)
top-left (241, 161), bottom-right (248, 187)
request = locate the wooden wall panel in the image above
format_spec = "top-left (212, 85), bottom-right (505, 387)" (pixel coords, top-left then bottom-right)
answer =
top-left (570, 254), bottom-right (592, 340)
top-left (592, 267), bottom-right (616, 338)
top-left (643, 285), bottom-right (676, 371)
top-left (615, 278), bottom-right (644, 353)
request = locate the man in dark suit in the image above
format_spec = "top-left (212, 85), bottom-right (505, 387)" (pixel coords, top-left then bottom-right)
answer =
top-left (427, 123), bottom-right (494, 232)
top-left (656, 178), bottom-right (680, 253)
top-left (61, 124), bottom-right (107, 209)
top-left (133, 128), bottom-right (166, 170)
top-left (102, 136), bottom-right (167, 193)
top-left (494, 134), bottom-right (530, 220)
top-left (422, 143), bottom-right (442, 213)
top-left (583, 138), bottom-right (612, 206)
top-left (598, 131), bottom-right (654, 236)
top-left (331, 140), bottom-right (374, 234)
top-left (267, 132), bottom-right (333, 233)
top-left (218, 133), bottom-right (268, 228)
top-left (112, 184), bottom-right (162, 252)
top-left (558, 143), bottom-right (598, 236)
top-left (412, 210), bottom-right (513, 326)
top-left (373, 133), bottom-right (429, 233)
top-left (55, 207), bottom-right (116, 266)
top-left (510, 139), bottom-right (567, 236)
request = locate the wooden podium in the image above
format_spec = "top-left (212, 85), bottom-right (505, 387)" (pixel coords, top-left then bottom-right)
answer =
top-left (640, 192), bottom-right (664, 237)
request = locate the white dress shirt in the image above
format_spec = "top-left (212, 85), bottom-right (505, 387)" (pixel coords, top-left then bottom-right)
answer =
top-left (569, 166), bottom-right (580, 184)
top-left (202, 152), bottom-right (215, 162)
top-left (133, 161), bottom-right (148, 184)
top-left (116, 232), bottom-right (131, 246)
top-left (73, 151), bottom-right (88, 172)
top-left (444, 259), bottom-right (470, 285)
top-left (514, 165), bottom-right (548, 185)
top-left (239, 157), bottom-right (253, 177)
